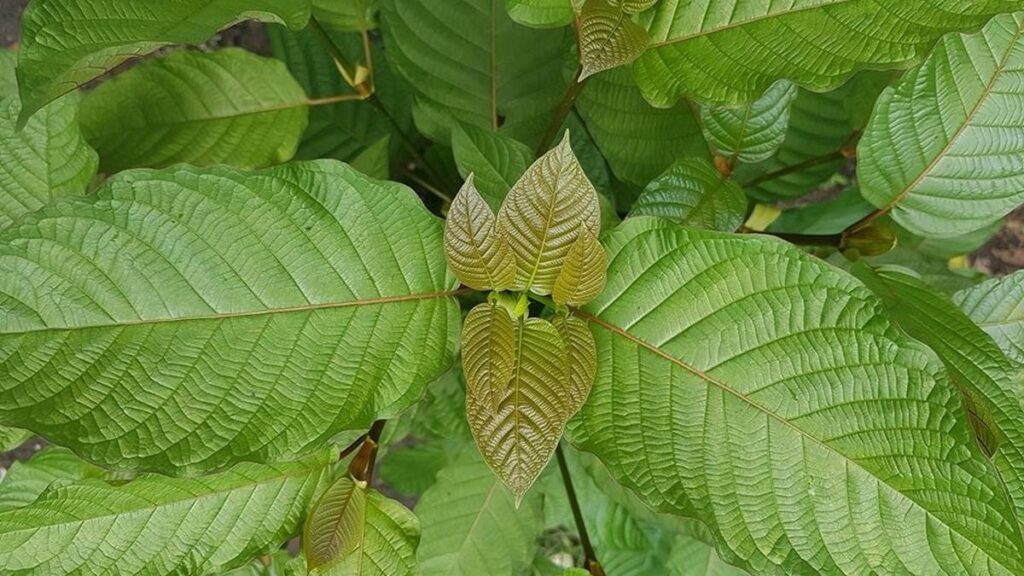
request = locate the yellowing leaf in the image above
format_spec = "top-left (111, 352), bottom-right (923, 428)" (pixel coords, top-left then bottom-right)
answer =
top-left (579, 0), bottom-right (649, 80)
top-left (552, 314), bottom-right (597, 413)
top-left (498, 132), bottom-right (600, 295)
top-left (304, 476), bottom-right (367, 570)
top-left (462, 303), bottom-right (518, 412)
top-left (444, 175), bottom-right (517, 290)
top-left (552, 226), bottom-right (607, 306)
top-left (464, 310), bottom-right (571, 503)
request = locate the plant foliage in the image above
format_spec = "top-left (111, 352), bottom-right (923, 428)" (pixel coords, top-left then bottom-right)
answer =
top-left (3, 1), bottom-right (1024, 575)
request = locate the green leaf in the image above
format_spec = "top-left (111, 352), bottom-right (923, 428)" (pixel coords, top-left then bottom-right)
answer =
top-left (551, 314), bottom-right (598, 414)
top-left (498, 134), bottom-right (601, 294)
top-left (506, 0), bottom-right (575, 28)
top-left (0, 161), bottom-right (459, 473)
top-left (0, 448), bottom-right (103, 512)
top-left (464, 304), bottom-right (571, 501)
top-left (629, 158), bottom-right (747, 232)
top-left (305, 476), bottom-right (368, 570)
top-left (452, 124), bottom-right (535, 210)
top-left (0, 455), bottom-right (330, 576)
top-left (608, 0), bottom-right (656, 13)
top-left (570, 217), bottom-right (1024, 574)
top-left (769, 187), bottom-right (874, 235)
top-left (311, 489), bottom-right (420, 576)
top-left (667, 533), bottom-right (749, 576)
top-left (851, 263), bottom-right (1024, 544)
top-left (0, 51), bottom-right (97, 231)
top-left (954, 270), bottom-right (1024, 368)
top-left (700, 80), bottom-right (797, 164)
top-left (735, 72), bottom-right (890, 200)
top-left (79, 48), bottom-right (308, 172)
top-left (859, 13), bottom-right (1024, 238)
top-left (379, 439), bottom-right (463, 497)
top-left (349, 135), bottom-right (392, 180)
top-left (860, 246), bottom-right (982, 295)
top-left (631, 0), bottom-right (1017, 106)
top-left (444, 175), bottom-right (518, 291)
top-left (416, 448), bottom-right (541, 575)
top-left (576, 68), bottom-right (706, 186)
top-left (268, 22), bottom-right (414, 165)
top-left (552, 229), bottom-right (607, 307)
top-left (0, 50), bottom-right (16, 96)
top-left (379, 0), bottom-right (574, 145)
top-left (0, 425), bottom-right (28, 453)
top-left (314, 0), bottom-right (378, 31)
top-left (15, 0), bottom-right (311, 122)
top-left (578, 0), bottom-right (649, 80)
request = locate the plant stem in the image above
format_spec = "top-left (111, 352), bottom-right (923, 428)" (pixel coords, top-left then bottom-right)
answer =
top-left (756, 231), bottom-right (844, 247)
top-left (740, 149), bottom-right (845, 188)
top-left (536, 69), bottom-right (588, 156)
top-left (555, 444), bottom-right (604, 576)
top-left (348, 419), bottom-right (387, 484)
top-left (844, 206), bottom-right (888, 235)
top-left (406, 172), bottom-right (452, 203)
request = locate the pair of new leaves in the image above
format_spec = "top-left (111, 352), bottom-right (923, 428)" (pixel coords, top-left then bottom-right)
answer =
top-left (445, 133), bottom-right (607, 502)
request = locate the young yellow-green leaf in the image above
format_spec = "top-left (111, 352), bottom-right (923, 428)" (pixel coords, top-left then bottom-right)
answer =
top-left (445, 176), bottom-right (517, 291)
top-left (416, 448), bottom-right (541, 576)
top-left (498, 133), bottom-right (601, 294)
top-left (578, 0), bottom-right (649, 80)
top-left (551, 314), bottom-right (597, 412)
top-left (506, 0), bottom-right (575, 28)
top-left (552, 227), bottom-right (607, 307)
top-left (608, 0), bottom-right (657, 13)
top-left (0, 455), bottom-right (330, 576)
top-left (0, 448), bottom-right (104, 512)
top-left (570, 217), bottom-right (1024, 574)
top-left (467, 314), bottom-right (570, 503)
top-left (954, 270), bottom-right (1024, 368)
top-left (630, 158), bottom-right (747, 232)
top-left (0, 50), bottom-right (97, 231)
top-left (311, 490), bottom-right (420, 576)
top-left (452, 124), bottom-right (535, 210)
top-left (15, 0), bottom-right (311, 122)
top-left (79, 48), bottom-right (308, 172)
top-left (0, 161), bottom-right (459, 474)
top-left (462, 303), bottom-right (518, 412)
top-left (700, 80), bottom-right (797, 164)
top-left (859, 13), bottom-right (1024, 238)
top-left (379, 0), bottom-right (573, 145)
top-left (852, 264), bottom-right (1024, 542)
top-left (576, 67), bottom-right (706, 186)
top-left (631, 0), bottom-right (1017, 107)
top-left (304, 476), bottom-right (368, 570)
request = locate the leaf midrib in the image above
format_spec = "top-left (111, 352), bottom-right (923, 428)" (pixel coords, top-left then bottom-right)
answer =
top-left (576, 308), bottom-right (1020, 572)
top-left (4, 290), bottom-right (460, 336)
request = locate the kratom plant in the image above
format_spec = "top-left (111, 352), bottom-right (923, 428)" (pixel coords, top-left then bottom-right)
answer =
top-left (2, 0), bottom-right (1024, 575)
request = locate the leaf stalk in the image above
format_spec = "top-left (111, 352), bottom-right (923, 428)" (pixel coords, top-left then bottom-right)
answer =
top-left (555, 443), bottom-right (604, 576)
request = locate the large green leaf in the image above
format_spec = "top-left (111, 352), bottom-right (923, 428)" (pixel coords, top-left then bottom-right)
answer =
top-left (700, 80), bottom-right (797, 164)
top-left (0, 161), bottom-right (459, 473)
top-left (629, 157), bottom-right (747, 231)
top-left (15, 0), bottom-right (311, 122)
top-left (632, 0), bottom-right (1019, 106)
top-left (0, 52), bottom-right (97, 231)
top-left (569, 217), bottom-right (1024, 574)
top-left (954, 270), bottom-right (1024, 369)
top-left (452, 124), bottom-right (534, 210)
top-left (859, 13), bottom-right (1024, 238)
top-left (852, 265), bottom-right (1024, 540)
top-left (268, 22), bottom-right (413, 166)
top-left (313, 0), bottom-right (378, 31)
top-left (416, 448), bottom-right (541, 575)
top-left (667, 532), bottom-right (749, 576)
top-left (576, 68), bottom-right (706, 186)
top-left (379, 0), bottom-right (574, 145)
top-left (0, 455), bottom-right (329, 576)
top-left (79, 48), bottom-right (308, 172)
top-left (0, 448), bottom-right (103, 512)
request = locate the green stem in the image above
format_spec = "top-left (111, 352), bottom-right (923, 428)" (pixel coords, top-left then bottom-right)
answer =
top-left (536, 69), bottom-right (588, 156)
top-left (740, 149), bottom-right (846, 188)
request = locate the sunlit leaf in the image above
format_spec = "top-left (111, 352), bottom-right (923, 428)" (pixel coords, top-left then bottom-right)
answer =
top-left (552, 227), bottom-right (607, 307)
top-left (313, 490), bottom-right (420, 576)
top-left (498, 133), bottom-right (601, 294)
top-left (15, 0), bottom-right (311, 121)
top-left (578, 0), bottom-right (649, 80)
top-left (462, 302), bottom-right (518, 414)
top-left (954, 270), bottom-right (1024, 369)
top-left (0, 448), bottom-right (103, 512)
top-left (859, 13), bottom-right (1024, 238)
top-left (444, 176), bottom-right (518, 291)
top-left (551, 314), bottom-right (597, 412)
top-left (305, 476), bottom-right (368, 570)
top-left (80, 48), bottom-right (308, 172)
top-left (701, 80), bottom-right (797, 164)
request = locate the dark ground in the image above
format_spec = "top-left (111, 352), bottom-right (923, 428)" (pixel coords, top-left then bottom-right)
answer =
top-left (0, 3), bottom-right (1022, 472)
